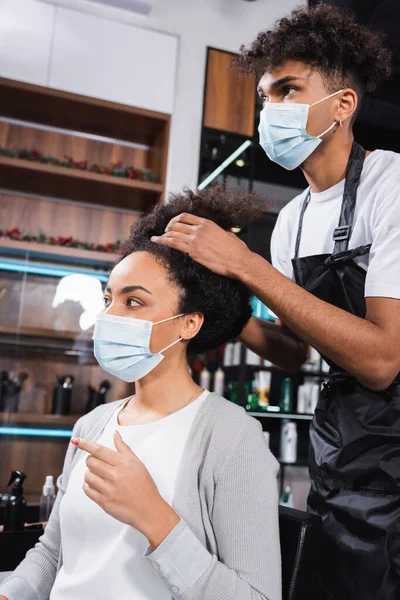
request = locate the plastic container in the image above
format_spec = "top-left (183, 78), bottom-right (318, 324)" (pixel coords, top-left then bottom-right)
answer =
top-left (213, 367), bottom-right (225, 396)
top-left (280, 377), bottom-right (293, 413)
top-left (280, 420), bottom-right (298, 464)
top-left (199, 367), bottom-right (211, 390)
top-left (258, 371), bottom-right (271, 411)
top-left (280, 485), bottom-right (294, 508)
top-left (39, 476), bottom-right (56, 523)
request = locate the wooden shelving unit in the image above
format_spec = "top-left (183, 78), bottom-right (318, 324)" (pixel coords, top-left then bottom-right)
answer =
top-left (0, 77), bottom-right (170, 210)
top-left (0, 76), bottom-right (159, 497)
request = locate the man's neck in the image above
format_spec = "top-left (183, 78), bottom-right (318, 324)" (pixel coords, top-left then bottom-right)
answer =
top-left (301, 132), bottom-right (354, 193)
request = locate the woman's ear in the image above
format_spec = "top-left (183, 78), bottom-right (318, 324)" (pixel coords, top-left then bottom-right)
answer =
top-left (180, 313), bottom-right (204, 341)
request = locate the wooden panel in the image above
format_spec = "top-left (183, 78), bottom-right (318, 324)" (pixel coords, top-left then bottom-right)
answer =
top-left (0, 193), bottom-right (136, 245)
top-left (149, 119), bottom-right (171, 190)
top-left (203, 48), bottom-right (256, 137)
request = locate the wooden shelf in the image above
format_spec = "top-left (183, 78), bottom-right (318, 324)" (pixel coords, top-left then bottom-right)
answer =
top-left (0, 77), bottom-right (169, 147)
top-left (0, 239), bottom-right (120, 267)
top-left (0, 324), bottom-right (91, 341)
top-left (0, 155), bottom-right (163, 211)
top-left (0, 412), bottom-right (79, 426)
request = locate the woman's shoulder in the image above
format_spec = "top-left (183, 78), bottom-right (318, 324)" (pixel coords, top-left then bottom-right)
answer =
top-left (201, 393), bottom-right (278, 477)
top-left (204, 393), bottom-right (265, 440)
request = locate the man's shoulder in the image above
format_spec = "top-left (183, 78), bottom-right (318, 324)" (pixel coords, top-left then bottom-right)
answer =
top-left (364, 149), bottom-right (400, 185)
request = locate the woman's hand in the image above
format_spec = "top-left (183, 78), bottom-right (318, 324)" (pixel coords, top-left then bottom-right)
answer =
top-left (151, 213), bottom-right (253, 278)
top-left (72, 432), bottom-right (180, 549)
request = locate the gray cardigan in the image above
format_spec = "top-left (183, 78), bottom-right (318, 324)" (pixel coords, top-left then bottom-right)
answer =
top-left (0, 393), bottom-right (282, 600)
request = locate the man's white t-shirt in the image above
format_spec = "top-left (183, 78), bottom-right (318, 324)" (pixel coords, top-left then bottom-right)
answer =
top-left (50, 390), bottom-right (210, 600)
top-left (270, 149), bottom-right (400, 300)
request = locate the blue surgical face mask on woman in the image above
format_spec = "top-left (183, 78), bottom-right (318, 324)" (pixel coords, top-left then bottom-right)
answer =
top-left (258, 89), bottom-right (343, 170)
top-left (93, 312), bottom-right (184, 382)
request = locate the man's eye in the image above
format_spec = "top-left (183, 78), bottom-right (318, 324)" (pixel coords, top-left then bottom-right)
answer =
top-left (104, 297), bottom-right (111, 306)
top-left (283, 86), bottom-right (296, 97)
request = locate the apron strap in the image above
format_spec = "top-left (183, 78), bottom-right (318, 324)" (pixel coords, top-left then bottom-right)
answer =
top-left (294, 190), bottom-right (311, 259)
top-left (333, 141), bottom-right (366, 254)
top-left (293, 141), bottom-right (366, 259)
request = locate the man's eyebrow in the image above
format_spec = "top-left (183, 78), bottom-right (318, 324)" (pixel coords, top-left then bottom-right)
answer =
top-left (258, 76), bottom-right (306, 93)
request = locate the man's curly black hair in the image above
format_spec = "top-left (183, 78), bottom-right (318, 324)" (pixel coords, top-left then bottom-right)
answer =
top-left (236, 4), bottom-right (392, 114)
top-left (119, 185), bottom-right (265, 354)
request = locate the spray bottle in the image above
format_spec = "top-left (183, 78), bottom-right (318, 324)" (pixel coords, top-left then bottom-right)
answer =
top-left (4, 470), bottom-right (27, 531)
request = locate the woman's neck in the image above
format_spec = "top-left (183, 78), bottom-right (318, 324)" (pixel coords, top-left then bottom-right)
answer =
top-left (128, 358), bottom-right (201, 418)
top-left (302, 130), bottom-right (354, 193)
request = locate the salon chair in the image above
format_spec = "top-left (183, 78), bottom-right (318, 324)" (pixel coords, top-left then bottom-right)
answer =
top-left (279, 505), bottom-right (321, 600)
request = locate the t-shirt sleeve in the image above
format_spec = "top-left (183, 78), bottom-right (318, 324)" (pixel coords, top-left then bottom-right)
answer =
top-left (270, 206), bottom-right (294, 280)
top-left (365, 189), bottom-right (400, 299)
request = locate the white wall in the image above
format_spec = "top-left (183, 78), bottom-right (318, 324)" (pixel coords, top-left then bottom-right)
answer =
top-left (36, 0), bottom-right (306, 194)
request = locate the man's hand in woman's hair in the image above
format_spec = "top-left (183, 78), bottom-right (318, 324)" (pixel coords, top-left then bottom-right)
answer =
top-left (151, 213), bottom-right (253, 279)
top-left (71, 434), bottom-right (180, 550)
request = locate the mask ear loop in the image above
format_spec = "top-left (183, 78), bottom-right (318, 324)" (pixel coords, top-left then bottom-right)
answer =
top-left (310, 89), bottom-right (344, 139)
top-left (310, 89), bottom-right (344, 108)
top-left (154, 313), bottom-right (185, 326)
top-left (153, 313), bottom-right (185, 354)
top-left (159, 337), bottom-right (183, 354)
top-left (318, 121), bottom-right (339, 139)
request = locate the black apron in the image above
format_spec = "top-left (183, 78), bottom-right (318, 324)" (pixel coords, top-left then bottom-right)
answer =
top-left (292, 142), bottom-right (400, 600)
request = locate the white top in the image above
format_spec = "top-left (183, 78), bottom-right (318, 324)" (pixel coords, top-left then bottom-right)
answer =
top-left (50, 390), bottom-right (210, 600)
top-left (271, 149), bottom-right (400, 299)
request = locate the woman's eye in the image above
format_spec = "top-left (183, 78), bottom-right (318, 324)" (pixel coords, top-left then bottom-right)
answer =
top-left (127, 298), bottom-right (140, 307)
top-left (103, 297), bottom-right (111, 307)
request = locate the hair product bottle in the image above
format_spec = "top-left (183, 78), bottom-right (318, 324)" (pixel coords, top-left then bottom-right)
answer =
top-left (279, 420), bottom-right (298, 464)
top-left (4, 470), bottom-right (27, 532)
top-left (213, 367), bottom-right (225, 396)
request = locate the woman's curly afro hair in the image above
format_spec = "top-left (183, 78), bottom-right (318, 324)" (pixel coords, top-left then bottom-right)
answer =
top-left (235, 4), bottom-right (392, 100)
top-left (120, 184), bottom-right (265, 355)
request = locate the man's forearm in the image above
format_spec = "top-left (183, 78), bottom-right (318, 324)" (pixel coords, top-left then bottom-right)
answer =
top-left (239, 317), bottom-right (308, 372)
top-left (240, 253), bottom-right (398, 390)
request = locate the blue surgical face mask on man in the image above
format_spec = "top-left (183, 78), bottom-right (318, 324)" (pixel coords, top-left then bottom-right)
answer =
top-left (258, 89), bottom-right (343, 170)
top-left (93, 312), bottom-right (184, 382)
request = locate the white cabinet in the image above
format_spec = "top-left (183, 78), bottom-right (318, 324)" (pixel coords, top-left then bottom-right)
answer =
top-left (0, 0), bottom-right (55, 86)
top-left (49, 8), bottom-right (178, 114)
